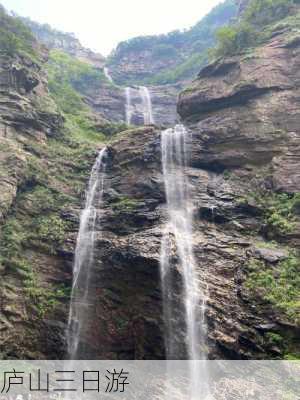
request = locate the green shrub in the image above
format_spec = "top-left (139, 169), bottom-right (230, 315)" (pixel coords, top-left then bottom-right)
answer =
top-left (111, 197), bottom-right (140, 212)
top-left (212, 0), bottom-right (296, 58)
top-left (239, 191), bottom-right (299, 236)
top-left (0, 218), bottom-right (24, 262)
top-left (149, 52), bottom-right (207, 85)
top-left (245, 0), bottom-right (294, 26)
top-left (46, 50), bottom-right (107, 144)
top-left (246, 254), bottom-right (300, 324)
top-left (264, 193), bottom-right (299, 235)
top-left (34, 215), bottom-right (68, 245)
top-left (108, 0), bottom-right (237, 84)
top-left (0, 6), bottom-right (40, 62)
top-left (24, 269), bottom-right (69, 318)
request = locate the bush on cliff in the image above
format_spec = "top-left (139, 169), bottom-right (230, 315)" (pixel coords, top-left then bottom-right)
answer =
top-left (0, 5), bottom-right (39, 61)
top-left (212, 0), bottom-right (296, 58)
top-left (46, 50), bottom-right (106, 143)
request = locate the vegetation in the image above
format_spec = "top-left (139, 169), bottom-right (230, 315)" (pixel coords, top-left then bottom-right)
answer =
top-left (264, 193), bottom-right (299, 235)
top-left (0, 134), bottom-right (95, 320)
top-left (111, 196), bottom-right (140, 212)
top-left (148, 52), bottom-right (207, 85)
top-left (0, 5), bottom-right (40, 62)
top-left (108, 0), bottom-right (237, 84)
top-left (46, 50), bottom-right (107, 143)
top-left (24, 266), bottom-right (70, 318)
top-left (211, 0), bottom-right (298, 58)
top-left (238, 191), bottom-right (299, 236)
top-left (245, 254), bottom-right (300, 325)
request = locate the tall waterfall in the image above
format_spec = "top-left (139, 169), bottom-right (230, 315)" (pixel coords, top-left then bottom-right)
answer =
top-left (67, 147), bottom-right (107, 359)
top-left (125, 87), bottom-right (132, 125)
top-left (124, 86), bottom-right (154, 126)
top-left (160, 125), bottom-right (208, 396)
top-left (139, 86), bottom-right (154, 125)
top-left (103, 67), bottom-right (113, 83)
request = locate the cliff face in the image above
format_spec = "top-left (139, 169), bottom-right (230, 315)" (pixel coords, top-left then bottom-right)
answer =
top-left (74, 10), bottom-right (300, 359)
top-left (0, 3), bottom-right (299, 361)
top-left (0, 11), bottom-right (100, 358)
top-left (22, 18), bottom-right (105, 69)
top-left (108, 0), bottom-right (238, 86)
top-left (176, 16), bottom-right (300, 357)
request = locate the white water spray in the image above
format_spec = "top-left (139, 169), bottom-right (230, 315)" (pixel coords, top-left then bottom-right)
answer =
top-left (124, 86), bottom-right (154, 126)
top-left (139, 86), bottom-right (154, 125)
top-left (160, 124), bottom-right (209, 397)
top-left (66, 147), bottom-right (107, 359)
top-left (125, 87), bottom-right (133, 125)
top-left (103, 67), bottom-right (113, 83)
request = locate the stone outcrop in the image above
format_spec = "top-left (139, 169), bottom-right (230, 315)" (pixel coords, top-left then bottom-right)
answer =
top-left (177, 29), bottom-right (300, 193)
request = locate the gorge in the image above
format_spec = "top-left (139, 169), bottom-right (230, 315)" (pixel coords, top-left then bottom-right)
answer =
top-left (0, 0), bottom-right (299, 367)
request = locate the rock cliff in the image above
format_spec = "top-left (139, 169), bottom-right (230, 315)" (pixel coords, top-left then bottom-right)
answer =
top-left (176, 9), bottom-right (300, 358)
top-left (72, 5), bottom-right (300, 359)
top-left (0, 1), bottom-right (299, 361)
top-left (0, 9), bottom-right (100, 358)
top-left (108, 0), bottom-right (238, 86)
top-left (22, 18), bottom-right (105, 68)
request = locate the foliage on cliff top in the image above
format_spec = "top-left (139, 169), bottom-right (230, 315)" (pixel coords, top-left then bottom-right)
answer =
top-left (211, 0), bottom-right (300, 58)
top-left (0, 5), bottom-right (40, 62)
top-left (45, 50), bottom-right (107, 143)
top-left (46, 50), bottom-right (105, 112)
top-left (108, 0), bottom-right (237, 84)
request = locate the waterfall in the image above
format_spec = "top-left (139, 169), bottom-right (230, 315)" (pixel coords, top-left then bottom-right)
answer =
top-left (124, 86), bottom-right (154, 126)
top-left (139, 86), bottom-right (154, 125)
top-left (160, 125), bottom-right (208, 397)
top-left (103, 67), bottom-right (113, 83)
top-left (125, 87), bottom-right (132, 125)
top-left (66, 147), bottom-right (107, 359)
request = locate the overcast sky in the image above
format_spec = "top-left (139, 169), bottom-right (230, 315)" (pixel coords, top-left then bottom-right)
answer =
top-left (2, 0), bottom-right (223, 55)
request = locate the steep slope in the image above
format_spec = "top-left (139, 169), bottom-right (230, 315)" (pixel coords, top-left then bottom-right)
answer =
top-left (20, 17), bottom-right (105, 68)
top-left (0, 0), bottom-right (299, 361)
top-left (0, 7), bottom-right (110, 358)
top-left (21, 18), bottom-right (179, 127)
top-left (107, 0), bottom-right (238, 85)
top-left (177, 0), bottom-right (300, 357)
top-left (72, 0), bottom-right (300, 360)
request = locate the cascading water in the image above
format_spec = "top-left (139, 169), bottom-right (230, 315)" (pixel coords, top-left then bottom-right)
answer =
top-left (125, 87), bottom-right (132, 125)
top-left (139, 86), bottom-right (154, 125)
top-left (66, 147), bottom-right (107, 359)
top-left (160, 124), bottom-right (209, 398)
top-left (104, 67), bottom-right (113, 83)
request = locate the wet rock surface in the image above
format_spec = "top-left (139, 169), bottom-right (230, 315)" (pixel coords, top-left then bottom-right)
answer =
top-left (0, 7), bottom-right (299, 361)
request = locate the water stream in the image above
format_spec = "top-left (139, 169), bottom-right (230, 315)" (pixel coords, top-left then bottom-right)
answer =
top-left (125, 86), bottom-right (154, 125)
top-left (160, 124), bottom-right (208, 397)
top-left (139, 85), bottom-right (154, 125)
top-left (66, 147), bottom-right (107, 359)
top-left (125, 87), bottom-right (133, 125)
top-left (103, 66), bottom-right (113, 83)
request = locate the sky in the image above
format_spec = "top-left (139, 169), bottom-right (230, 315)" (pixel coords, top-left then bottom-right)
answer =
top-left (1, 0), bottom-right (223, 55)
